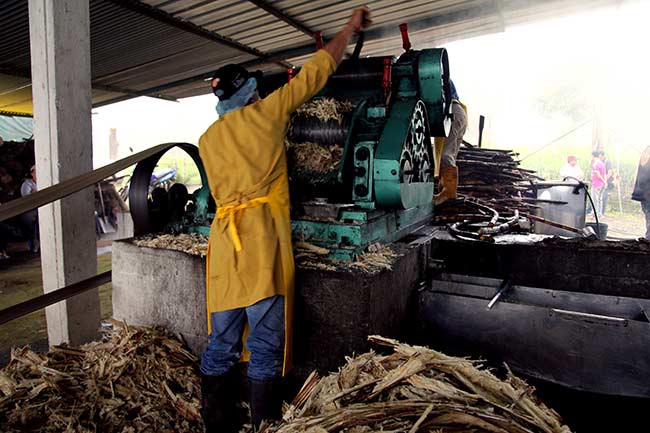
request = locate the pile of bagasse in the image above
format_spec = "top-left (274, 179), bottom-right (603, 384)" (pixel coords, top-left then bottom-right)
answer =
top-left (1, 323), bottom-right (570, 433)
top-left (286, 98), bottom-right (353, 175)
top-left (132, 233), bottom-right (400, 273)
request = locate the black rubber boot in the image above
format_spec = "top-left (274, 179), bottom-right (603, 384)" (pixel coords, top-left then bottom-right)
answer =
top-left (200, 373), bottom-right (241, 433)
top-left (249, 377), bottom-right (283, 431)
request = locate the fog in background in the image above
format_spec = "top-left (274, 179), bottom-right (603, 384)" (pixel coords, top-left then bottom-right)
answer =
top-left (448, 0), bottom-right (650, 176)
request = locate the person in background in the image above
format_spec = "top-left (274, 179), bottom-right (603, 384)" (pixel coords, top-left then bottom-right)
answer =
top-left (600, 151), bottom-right (616, 216)
top-left (0, 169), bottom-right (18, 203)
top-left (434, 80), bottom-right (468, 205)
top-left (198, 8), bottom-right (372, 433)
top-left (590, 151), bottom-right (606, 217)
top-left (20, 165), bottom-right (39, 253)
top-left (559, 155), bottom-right (584, 182)
top-left (20, 165), bottom-right (37, 197)
top-left (0, 210), bottom-right (11, 259)
top-left (0, 217), bottom-right (20, 260)
top-left (632, 145), bottom-right (650, 240)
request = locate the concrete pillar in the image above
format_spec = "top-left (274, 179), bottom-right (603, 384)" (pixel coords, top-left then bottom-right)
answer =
top-left (28, 0), bottom-right (100, 345)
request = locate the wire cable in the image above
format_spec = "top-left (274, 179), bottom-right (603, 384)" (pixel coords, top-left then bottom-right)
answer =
top-left (521, 119), bottom-right (592, 161)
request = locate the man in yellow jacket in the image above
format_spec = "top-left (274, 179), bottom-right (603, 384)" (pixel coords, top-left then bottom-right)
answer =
top-left (198, 7), bottom-right (372, 433)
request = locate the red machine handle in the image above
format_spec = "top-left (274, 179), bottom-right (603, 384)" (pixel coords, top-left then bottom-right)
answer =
top-left (314, 31), bottom-right (323, 49)
top-left (382, 58), bottom-right (392, 94)
top-left (399, 23), bottom-right (411, 51)
top-left (287, 67), bottom-right (296, 81)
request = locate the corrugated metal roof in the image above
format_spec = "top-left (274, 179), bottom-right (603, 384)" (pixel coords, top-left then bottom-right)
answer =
top-left (0, 0), bottom-right (621, 114)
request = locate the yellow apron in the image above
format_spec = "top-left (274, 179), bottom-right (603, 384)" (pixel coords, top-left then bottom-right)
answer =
top-left (205, 170), bottom-right (295, 373)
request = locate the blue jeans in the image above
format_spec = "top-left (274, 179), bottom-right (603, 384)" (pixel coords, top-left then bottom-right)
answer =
top-left (200, 295), bottom-right (285, 380)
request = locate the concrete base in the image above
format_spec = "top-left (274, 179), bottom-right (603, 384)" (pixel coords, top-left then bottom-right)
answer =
top-left (293, 239), bottom-right (428, 374)
top-left (112, 242), bottom-right (208, 355)
top-left (113, 226), bottom-right (650, 373)
top-left (111, 229), bottom-right (434, 374)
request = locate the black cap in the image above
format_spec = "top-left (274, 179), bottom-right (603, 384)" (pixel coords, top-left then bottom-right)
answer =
top-left (210, 64), bottom-right (262, 100)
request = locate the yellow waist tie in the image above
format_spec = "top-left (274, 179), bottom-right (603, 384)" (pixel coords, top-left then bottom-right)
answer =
top-left (452, 98), bottom-right (468, 115)
top-left (216, 196), bottom-right (271, 252)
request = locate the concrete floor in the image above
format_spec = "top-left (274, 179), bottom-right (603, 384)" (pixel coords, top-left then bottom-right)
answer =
top-left (0, 245), bottom-right (113, 366)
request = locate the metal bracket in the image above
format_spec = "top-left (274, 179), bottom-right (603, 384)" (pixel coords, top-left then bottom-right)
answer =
top-left (642, 308), bottom-right (650, 323)
top-left (428, 259), bottom-right (445, 272)
top-left (487, 279), bottom-right (511, 310)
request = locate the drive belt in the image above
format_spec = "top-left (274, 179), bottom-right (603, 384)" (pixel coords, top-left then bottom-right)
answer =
top-left (0, 142), bottom-right (193, 223)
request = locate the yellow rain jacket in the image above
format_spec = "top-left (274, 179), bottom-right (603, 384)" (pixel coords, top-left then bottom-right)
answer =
top-left (198, 49), bottom-right (337, 375)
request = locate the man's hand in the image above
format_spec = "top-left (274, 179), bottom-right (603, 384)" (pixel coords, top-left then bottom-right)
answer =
top-left (324, 6), bottom-right (373, 65)
top-left (347, 6), bottom-right (373, 33)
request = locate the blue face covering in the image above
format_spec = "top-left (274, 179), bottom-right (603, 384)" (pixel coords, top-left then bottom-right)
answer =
top-left (215, 77), bottom-right (258, 116)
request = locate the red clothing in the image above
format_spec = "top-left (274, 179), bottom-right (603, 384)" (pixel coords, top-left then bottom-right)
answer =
top-left (591, 159), bottom-right (606, 188)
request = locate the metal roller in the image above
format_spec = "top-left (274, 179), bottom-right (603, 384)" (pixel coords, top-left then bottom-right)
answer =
top-left (288, 115), bottom-right (350, 146)
top-left (325, 57), bottom-right (392, 95)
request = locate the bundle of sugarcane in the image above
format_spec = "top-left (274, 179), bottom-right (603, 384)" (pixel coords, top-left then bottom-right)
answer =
top-left (266, 336), bottom-right (570, 433)
top-left (287, 141), bottom-right (343, 174)
top-left (294, 241), bottom-right (338, 271)
top-left (132, 233), bottom-right (208, 256)
top-left (286, 98), bottom-right (354, 175)
top-left (295, 98), bottom-right (354, 124)
top-left (455, 148), bottom-right (542, 215)
top-left (0, 321), bottom-right (202, 433)
top-left (130, 234), bottom-right (398, 273)
top-left (433, 148), bottom-right (542, 226)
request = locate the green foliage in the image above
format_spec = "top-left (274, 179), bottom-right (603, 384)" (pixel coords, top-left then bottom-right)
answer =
top-left (156, 152), bottom-right (202, 187)
top-left (535, 84), bottom-right (592, 124)
top-left (0, 254), bottom-right (113, 355)
top-left (533, 63), bottom-right (594, 124)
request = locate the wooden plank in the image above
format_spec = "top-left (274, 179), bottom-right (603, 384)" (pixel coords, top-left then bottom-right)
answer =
top-left (0, 271), bottom-right (111, 326)
top-left (0, 142), bottom-right (190, 222)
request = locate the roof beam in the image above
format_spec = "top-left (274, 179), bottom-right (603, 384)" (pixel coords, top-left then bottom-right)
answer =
top-left (245, 0), bottom-right (317, 38)
top-left (92, 83), bottom-right (178, 102)
top-left (0, 65), bottom-right (178, 103)
top-left (94, 2), bottom-right (501, 107)
top-left (105, 0), bottom-right (292, 69)
top-left (241, 1), bottom-right (501, 68)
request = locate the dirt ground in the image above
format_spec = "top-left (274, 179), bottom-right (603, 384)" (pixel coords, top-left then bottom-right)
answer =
top-left (587, 210), bottom-right (647, 239)
top-left (0, 246), bottom-right (112, 365)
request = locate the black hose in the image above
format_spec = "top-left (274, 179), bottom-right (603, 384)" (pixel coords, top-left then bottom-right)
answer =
top-left (351, 32), bottom-right (365, 60)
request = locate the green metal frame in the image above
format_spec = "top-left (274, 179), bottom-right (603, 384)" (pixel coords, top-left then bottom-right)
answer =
top-left (418, 49), bottom-right (451, 137)
top-left (291, 203), bottom-right (433, 260)
top-left (180, 48), bottom-right (450, 260)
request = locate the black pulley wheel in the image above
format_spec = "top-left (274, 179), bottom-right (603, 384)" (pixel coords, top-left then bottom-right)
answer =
top-left (129, 143), bottom-right (207, 236)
